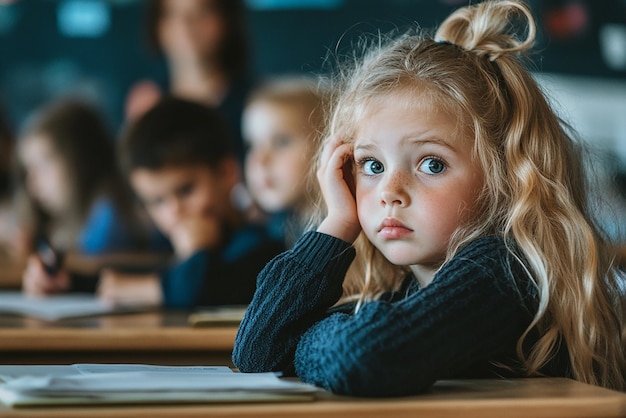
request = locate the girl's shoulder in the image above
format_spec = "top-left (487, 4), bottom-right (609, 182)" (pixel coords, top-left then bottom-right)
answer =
top-left (454, 235), bottom-right (521, 265)
top-left (442, 235), bottom-right (535, 299)
top-left (456, 234), bottom-right (508, 253)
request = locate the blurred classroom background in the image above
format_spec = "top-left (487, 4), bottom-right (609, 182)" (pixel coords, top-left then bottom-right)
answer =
top-left (0, 0), bottom-right (625, 242)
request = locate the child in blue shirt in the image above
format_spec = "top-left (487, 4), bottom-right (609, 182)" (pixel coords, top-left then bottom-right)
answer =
top-left (98, 97), bottom-right (284, 308)
top-left (18, 99), bottom-right (150, 295)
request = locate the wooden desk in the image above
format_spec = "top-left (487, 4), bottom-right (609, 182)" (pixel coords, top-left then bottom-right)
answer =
top-left (0, 252), bottom-right (172, 289)
top-left (0, 377), bottom-right (623, 417)
top-left (0, 312), bottom-right (237, 365)
top-left (0, 257), bottom-right (24, 289)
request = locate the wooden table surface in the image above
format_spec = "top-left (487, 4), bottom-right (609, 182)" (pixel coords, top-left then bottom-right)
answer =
top-left (0, 377), bottom-right (624, 418)
top-left (0, 252), bottom-right (172, 289)
top-left (0, 258), bottom-right (23, 289)
top-left (0, 311), bottom-right (238, 365)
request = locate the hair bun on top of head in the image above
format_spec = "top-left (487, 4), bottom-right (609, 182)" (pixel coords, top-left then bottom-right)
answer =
top-left (434, 0), bottom-right (536, 61)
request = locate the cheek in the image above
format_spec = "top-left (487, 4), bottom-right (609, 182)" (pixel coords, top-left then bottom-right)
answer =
top-left (197, 17), bottom-right (224, 45)
top-left (49, 165), bottom-right (68, 188)
top-left (158, 21), bottom-right (177, 49)
top-left (190, 185), bottom-right (219, 215)
top-left (38, 164), bottom-right (70, 198)
top-left (355, 185), bottom-right (374, 223)
top-left (148, 206), bottom-right (174, 234)
top-left (244, 155), bottom-right (265, 178)
top-left (281, 154), bottom-right (308, 183)
top-left (280, 146), bottom-right (309, 173)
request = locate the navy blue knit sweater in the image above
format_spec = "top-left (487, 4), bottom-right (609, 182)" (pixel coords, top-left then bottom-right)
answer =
top-left (233, 231), bottom-right (571, 397)
top-left (160, 223), bottom-right (284, 309)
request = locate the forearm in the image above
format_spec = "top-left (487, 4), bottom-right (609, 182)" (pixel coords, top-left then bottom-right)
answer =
top-left (293, 237), bottom-right (535, 397)
top-left (294, 287), bottom-right (531, 396)
top-left (232, 232), bottom-right (355, 373)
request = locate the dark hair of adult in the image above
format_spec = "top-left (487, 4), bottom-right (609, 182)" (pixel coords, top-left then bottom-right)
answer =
top-left (119, 96), bottom-right (235, 174)
top-left (145, 0), bottom-right (250, 78)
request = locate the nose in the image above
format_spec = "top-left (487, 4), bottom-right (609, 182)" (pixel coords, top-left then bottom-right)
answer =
top-left (257, 147), bottom-right (272, 165)
top-left (380, 171), bottom-right (410, 208)
top-left (249, 147), bottom-right (272, 168)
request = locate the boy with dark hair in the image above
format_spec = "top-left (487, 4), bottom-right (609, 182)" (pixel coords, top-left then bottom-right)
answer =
top-left (99, 97), bottom-right (284, 308)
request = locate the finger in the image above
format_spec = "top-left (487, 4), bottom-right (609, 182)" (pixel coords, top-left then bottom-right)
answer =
top-left (96, 275), bottom-right (118, 302)
top-left (23, 257), bottom-right (49, 295)
top-left (98, 286), bottom-right (114, 302)
top-left (96, 274), bottom-right (109, 295)
top-left (322, 143), bottom-right (353, 182)
top-left (318, 135), bottom-right (345, 167)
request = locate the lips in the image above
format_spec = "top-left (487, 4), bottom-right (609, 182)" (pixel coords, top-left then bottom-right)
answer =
top-left (378, 218), bottom-right (413, 239)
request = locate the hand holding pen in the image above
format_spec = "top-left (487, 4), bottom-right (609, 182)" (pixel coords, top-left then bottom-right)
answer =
top-left (22, 238), bottom-right (69, 297)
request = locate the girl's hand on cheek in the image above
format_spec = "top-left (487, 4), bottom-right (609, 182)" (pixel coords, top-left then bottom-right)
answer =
top-left (316, 136), bottom-right (361, 243)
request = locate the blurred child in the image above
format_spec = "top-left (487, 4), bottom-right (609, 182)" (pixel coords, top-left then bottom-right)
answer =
top-left (242, 77), bottom-right (326, 246)
top-left (17, 99), bottom-right (146, 295)
top-left (126, 0), bottom-right (254, 161)
top-left (98, 97), bottom-right (284, 308)
top-left (0, 104), bottom-right (21, 258)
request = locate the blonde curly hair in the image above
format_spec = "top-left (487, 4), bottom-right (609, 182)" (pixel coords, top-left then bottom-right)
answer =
top-left (313, 0), bottom-right (626, 391)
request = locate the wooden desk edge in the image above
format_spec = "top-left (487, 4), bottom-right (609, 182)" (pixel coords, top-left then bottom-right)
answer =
top-left (0, 378), bottom-right (624, 418)
top-left (0, 327), bottom-right (238, 351)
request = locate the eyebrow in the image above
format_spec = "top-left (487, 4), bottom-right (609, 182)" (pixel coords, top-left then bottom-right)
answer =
top-left (354, 135), bottom-right (457, 152)
top-left (409, 137), bottom-right (457, 151)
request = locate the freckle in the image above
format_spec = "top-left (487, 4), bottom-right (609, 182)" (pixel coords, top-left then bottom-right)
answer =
top-left (391, 175), bottom-right (408, 188)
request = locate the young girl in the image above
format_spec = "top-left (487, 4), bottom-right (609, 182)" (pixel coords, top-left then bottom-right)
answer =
top-left (16, 99), bottom-right (147, 295)
top-left (233, 0), bottom-right (626, 396)
top-left (242, 77), bottom-right (326, 246)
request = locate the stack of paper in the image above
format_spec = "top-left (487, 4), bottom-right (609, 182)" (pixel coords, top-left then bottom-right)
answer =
top-left (0, 291), bottom-right (153, 321)
top-left (188, 305), bottom-right (248, 326)
top-left (0, 364), bottom-right (318, 407)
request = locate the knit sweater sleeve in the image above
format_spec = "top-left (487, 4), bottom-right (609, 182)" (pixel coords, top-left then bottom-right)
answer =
top-left (232, 231), bottom-right (355, 373)
top-left (233, 232), bottom-right (535, 397)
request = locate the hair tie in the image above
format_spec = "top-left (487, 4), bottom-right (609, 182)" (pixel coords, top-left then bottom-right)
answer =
top-left (435, 39), bottom-right (466, 53)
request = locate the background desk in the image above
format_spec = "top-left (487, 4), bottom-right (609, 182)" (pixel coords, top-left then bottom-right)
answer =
top-left (0, 257), bottom-right (24, 289)
top-left (0, 312), bottom-right (237, 365)
top-left (0, 252), bottom-right (171, 290)
top-left (0, 378), bottom-right (624, 418)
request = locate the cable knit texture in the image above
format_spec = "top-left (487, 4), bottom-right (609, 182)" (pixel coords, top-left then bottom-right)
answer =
top-left (233, 231), bottom-right (571, 397)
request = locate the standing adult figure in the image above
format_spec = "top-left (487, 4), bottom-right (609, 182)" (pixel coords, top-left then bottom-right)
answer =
top-left (125, 0), bottom-right (254, 160)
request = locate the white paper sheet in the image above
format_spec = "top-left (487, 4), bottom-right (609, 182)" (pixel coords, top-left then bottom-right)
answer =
top-left (3, 372), bottom-right (311, 394)
top-left (0, 364), bottom-right (318, 407)
top-left (0, 364), bottom-right (232, 381)
top-left (0, 291), bottom-right (152, 320)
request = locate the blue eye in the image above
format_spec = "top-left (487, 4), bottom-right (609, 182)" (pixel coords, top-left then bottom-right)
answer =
top-left (363, 159), bottom-right (384, 175)
top-left (420, 158), bottom-right (446, 174)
